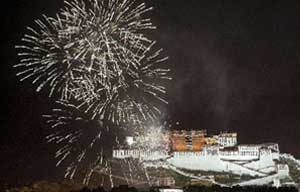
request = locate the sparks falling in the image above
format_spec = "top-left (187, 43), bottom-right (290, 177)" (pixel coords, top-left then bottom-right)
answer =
top-left (14, 0), bottom-right (170, 186)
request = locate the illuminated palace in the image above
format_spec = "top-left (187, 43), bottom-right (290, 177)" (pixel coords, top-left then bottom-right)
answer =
top-left (170, 130), bottom-right (237, 151)
top-left (113, 129), bottom-right (289, 179)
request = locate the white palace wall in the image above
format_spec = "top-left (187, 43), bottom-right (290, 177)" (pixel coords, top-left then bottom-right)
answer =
top-left (113, 149), bottom-right (168, 161)
top-left (113, 143), bottom-right (279, 176)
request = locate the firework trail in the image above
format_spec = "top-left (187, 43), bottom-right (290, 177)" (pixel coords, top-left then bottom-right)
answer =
top-left (15, 0), bottom-right (160, 97)
top-left (43, 101), bottom-right (108, 180)
top-left (15, 0), bottom-right (170, 123)
top-left (15, 0), bottom-right (170, 186)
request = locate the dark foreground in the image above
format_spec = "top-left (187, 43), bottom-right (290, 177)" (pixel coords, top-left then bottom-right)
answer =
top-left (3, 184), bottom-right (299, 192)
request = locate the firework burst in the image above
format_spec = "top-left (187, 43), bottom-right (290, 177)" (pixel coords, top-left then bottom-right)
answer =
top-left (15, 0), bottom-right (170, 185)
top-left (15, 0), bottom-right (154, 96)
top-left (15, 0), bottom-right (170, 123)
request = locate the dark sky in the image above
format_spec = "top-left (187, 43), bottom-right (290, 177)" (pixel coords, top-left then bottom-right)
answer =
top-left (1, 0), bottom-right (300, 186)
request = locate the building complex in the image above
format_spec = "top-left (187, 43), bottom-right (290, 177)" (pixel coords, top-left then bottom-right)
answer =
top-left (112, 129), bottom-right (290, 185)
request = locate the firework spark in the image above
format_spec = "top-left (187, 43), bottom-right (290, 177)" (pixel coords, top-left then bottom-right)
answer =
top-left (15, 0), bottom-right (170, 186)
top-left (15, 0), bottom-right (170, 123)
top-left (15, 0), bottom-right (155, 97)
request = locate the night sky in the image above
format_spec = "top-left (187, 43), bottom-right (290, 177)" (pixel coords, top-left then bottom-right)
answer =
top-left (1, 0), bottom-right (300, 186)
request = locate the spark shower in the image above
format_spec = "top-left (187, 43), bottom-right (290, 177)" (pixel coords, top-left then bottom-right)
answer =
top-left (14, 0), bottom-right (170, 186)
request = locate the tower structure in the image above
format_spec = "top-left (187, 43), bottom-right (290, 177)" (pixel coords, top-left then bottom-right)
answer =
top-left (171, 130), bottom-right (187, 151)
top-left (191, 130), bottom-right (206, 151)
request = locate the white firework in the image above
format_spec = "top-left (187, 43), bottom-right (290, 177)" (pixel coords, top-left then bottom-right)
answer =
top-left (15, 0), bottom-right (156, 96)
top-left (15, 0), bottom-right (171, 185)
top-left (15, 0), bottom-right (170, 123)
